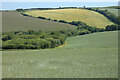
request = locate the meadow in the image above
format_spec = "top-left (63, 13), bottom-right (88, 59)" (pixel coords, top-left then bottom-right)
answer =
top-left (2, 11), bottom-right (76, 32)
top-left (97, 7), bottom-right (119, 17)
top-left (2, 31), bottom-right (118, 78)
top-left (24, 9), bottom-right (114, 28)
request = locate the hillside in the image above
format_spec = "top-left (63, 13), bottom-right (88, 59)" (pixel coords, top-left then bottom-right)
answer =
top-left (3, 31), bottom-right (118, 78)
top-left (95, 7), bottom-right (119, 17)
top-left (2, 11), bottom-right (76, 32)
top-left (23, 9), bottom-right (114, 28)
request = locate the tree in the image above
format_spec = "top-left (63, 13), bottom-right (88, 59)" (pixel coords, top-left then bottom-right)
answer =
top-left (16, 8), bottom-right (24, 12)
top-left (105, 25), bottom-right (118, 31)
top-left (59, 20), bottom-right (67, 23)
top-left (2, 35), bottom-right (12, 41)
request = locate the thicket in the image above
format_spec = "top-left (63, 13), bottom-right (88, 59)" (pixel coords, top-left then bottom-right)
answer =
top-left (2, 30), bottom-right (67, 49)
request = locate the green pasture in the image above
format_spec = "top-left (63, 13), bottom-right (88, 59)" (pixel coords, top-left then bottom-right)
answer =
top-left (2, 31), bottom-right (118, 78)
top-left (97, 8), bottom-right (119, 17)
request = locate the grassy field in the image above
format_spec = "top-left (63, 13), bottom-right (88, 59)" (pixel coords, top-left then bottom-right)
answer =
top-left (24, 9), bottom-right (114, 28)
top-left (2, 31), bottom-right (118, 78)
top-left (2, 11), bottom-right (76, 32)
top-left (96, 7), bottom-right (119, 17)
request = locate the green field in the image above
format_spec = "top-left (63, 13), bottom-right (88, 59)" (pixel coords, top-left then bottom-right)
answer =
top-left (2, 31), bottom-right (118, 78)
top-left (96, 8), bottom-right (119, 17)
top-left (2, 11), bottom-right (76, 32)
top-left (24, 9), bottom-right (114, 28)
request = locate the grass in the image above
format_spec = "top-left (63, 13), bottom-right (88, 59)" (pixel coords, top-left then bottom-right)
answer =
top-left (2, 31), bottom-right (118, 78)
top-left (96, 7), bottom-right (119, 17)
top-left (24, 9), bottom-right (114, 28)
top-left (2, 11), bottom-right (76, 32)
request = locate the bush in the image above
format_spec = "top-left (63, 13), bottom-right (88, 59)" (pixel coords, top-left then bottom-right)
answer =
top-left (21, 13), bottom-right (29, 16)
top-left (105, 25), bottom-right (119, 31)
top-left (26, 45), bottom-right (36, 49)
top-left (54, 20), bottom-right (57, 22)
top-left (59, 20), bottom-right (68, 23)
top-left (38, 16), bottom-right (46, 19)
top-left (2, 35), bottom-right (12, 41)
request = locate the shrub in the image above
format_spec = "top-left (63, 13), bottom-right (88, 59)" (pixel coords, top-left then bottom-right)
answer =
top-left (2, 35), bottom-right (12, 41)
top-left (59, 20), bottom-right (68, 23)
top-left (54, 20), bottom-right (57, 22)
top-left (38, 16), bottom-right (46, 19)
top-left (105, 25), bottom-right (119, 31)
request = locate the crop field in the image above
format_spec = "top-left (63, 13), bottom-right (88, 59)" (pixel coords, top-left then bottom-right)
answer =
top-left (2, 31), bottom-right (118, 78)
top-left (2, 11), bottom-right (76, 32)
top-left (24, 9), bottom-right (114, 28)
top-left (96, 8), bottom-right (119, 17)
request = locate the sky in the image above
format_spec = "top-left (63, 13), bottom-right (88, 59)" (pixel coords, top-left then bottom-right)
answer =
top-left (1, 0), bottom-right (119, 2)
top-left (1, 2), bottom-right (119, 10)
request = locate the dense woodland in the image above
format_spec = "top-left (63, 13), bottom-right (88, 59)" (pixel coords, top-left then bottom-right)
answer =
top-left (2, 7), bottom-right (120, 50)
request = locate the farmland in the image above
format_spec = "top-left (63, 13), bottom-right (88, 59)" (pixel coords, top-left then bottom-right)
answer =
top-left (23, 9), bottom-right (114, 28)
top-left (96, 7), bottom-right (119, 17)
top-left (2, 11), bottom-right (76, 32)
top-left (2, 31), bottom-right (118, 78)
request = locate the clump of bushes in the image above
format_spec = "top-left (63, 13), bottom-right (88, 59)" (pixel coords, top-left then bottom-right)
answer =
top-left (2, 35), bottom-right (12, 41)
top-left (2, 30), bottom-right (67, 50)
top-left (105, 25), bottom-right (119, 31)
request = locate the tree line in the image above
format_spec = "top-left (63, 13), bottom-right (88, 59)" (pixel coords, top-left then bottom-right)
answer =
top-left (16, 7), bottom-right (78, 12)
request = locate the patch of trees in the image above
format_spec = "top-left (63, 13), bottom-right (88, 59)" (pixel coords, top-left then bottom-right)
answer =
top-left (105, 6), bottom-right (120, 9)
top-left (2, 30), bottom-right (67, 49)
top-left (21, 13), bottom-right (33, 17)
top-left (16, 9), bottom-right (24, 12)
top-left (105, 25), bottom-right (119, 31)
top-left (59, 20), bottom-right (68, 23)
top-left (2, 35), bottom-right (12, 41)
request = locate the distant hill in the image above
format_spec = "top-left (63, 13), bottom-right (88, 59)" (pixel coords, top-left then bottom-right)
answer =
top-left (23, 9), bottom-right (114, 28)
top-left (94, 6), bottom-right (119, 17)
top-left (2, 11), bottom-right (76, 32)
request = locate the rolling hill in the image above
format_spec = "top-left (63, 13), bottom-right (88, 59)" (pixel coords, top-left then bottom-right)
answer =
top-left (2, 11), bottom-right (77, 32)
top-left (2, 31), bottom-right (118, 78)
top-left (23, 9), bottom-right (114, 28)
top-left (95, 7), bottom-right (119, 17)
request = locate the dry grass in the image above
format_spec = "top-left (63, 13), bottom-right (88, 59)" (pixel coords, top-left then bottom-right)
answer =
top-left (24, 9), bottom-right (114, 28)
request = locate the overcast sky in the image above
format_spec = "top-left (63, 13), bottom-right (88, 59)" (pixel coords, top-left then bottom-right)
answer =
top-left (1, 0), bottom-right (119, 2)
